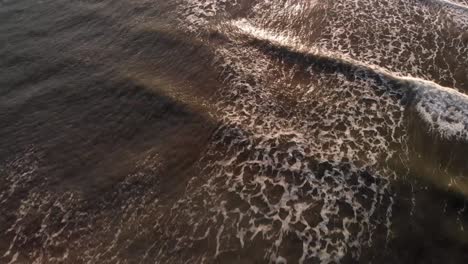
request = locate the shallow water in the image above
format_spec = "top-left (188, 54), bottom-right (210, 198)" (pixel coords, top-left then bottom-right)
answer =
top-left (1, 0), bottom-right (468, 263)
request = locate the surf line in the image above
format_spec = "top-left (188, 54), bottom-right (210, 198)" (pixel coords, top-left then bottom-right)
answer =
top-left (217, 19), bottom-right (468, 142)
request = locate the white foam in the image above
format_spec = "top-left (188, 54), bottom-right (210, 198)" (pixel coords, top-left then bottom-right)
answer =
top-left (407, 77), bottom-right (468, 140)
top-left (317, 0), bottom-right (468, 88)
top-left (189, 12), bottom-right (467, 262)
top-left (173, 7), bottom-right (407, 262)
top-left (230, 18), bottom-right (468, 142)
top-left (178, 0), bottom-right (234, 32)
top-left (431, 0), bottom-right (468, 11)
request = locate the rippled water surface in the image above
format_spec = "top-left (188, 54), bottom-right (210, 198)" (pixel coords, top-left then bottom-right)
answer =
top-left (1, 0), bottom-right (468, 263)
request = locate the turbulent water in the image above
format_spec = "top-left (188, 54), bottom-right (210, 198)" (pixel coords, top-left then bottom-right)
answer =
top-left (1, 0), bottom-right (468, 263)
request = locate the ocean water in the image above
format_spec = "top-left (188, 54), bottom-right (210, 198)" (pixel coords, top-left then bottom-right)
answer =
top-left (1, 0), bottom-right (468, 263)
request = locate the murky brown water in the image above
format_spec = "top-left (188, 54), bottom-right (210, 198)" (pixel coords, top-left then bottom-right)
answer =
top-left (1, 0), bottom-right (468, 263)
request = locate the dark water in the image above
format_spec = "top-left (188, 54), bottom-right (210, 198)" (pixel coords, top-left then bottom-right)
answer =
top-left (1, 0), bottom-right (468, 263)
